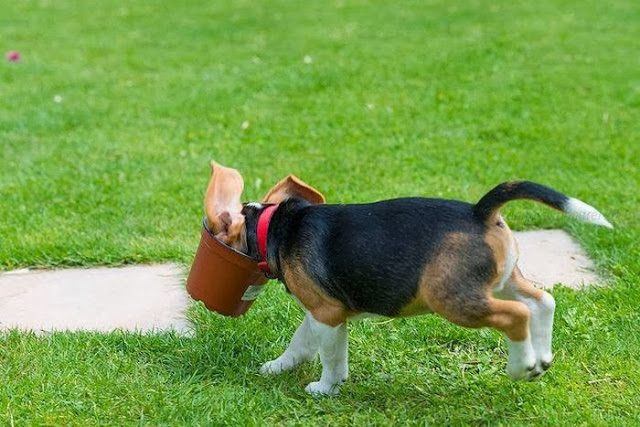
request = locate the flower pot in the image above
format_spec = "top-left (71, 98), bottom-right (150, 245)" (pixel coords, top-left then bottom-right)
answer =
top-left (186, 219), bottom-right (268, 316)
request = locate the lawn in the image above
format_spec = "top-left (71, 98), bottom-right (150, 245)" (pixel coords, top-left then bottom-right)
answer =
top-left (1, 0), bottom-right (639, 424)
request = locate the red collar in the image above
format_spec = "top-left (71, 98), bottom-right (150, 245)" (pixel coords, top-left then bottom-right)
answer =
top-left (257, 204), bottom-right (278, 277)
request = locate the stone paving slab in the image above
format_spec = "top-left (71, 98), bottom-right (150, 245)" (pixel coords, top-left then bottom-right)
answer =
top-left (0, 264), bottom-right (192, 335)
top-left (515, 230), bottom-right (599, 288)
top-left (0, 230), bottom-right (601, 334)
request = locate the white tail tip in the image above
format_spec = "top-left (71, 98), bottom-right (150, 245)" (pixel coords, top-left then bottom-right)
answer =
top-left (564, 197), bottom-right (613, 228)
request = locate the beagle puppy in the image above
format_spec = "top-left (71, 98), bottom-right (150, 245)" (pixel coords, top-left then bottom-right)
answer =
top-left (205, 161), bottom-right (612, 396)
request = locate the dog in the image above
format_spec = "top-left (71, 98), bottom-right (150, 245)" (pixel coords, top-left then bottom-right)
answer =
top-left (204, 161), bottom-right (612, 396)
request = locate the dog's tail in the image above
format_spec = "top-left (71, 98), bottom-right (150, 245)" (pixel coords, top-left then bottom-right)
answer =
top-left (473, 181), bottom-right (613, 228)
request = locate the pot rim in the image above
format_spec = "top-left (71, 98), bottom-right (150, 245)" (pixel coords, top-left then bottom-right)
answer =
top-left (201, 217), bottom-right (260, 265)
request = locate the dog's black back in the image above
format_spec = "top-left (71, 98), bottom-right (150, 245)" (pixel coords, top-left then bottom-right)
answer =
top-left (266, 198), bottom-right (496, 316)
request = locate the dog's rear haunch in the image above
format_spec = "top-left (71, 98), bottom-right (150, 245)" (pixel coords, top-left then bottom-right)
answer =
top-left (205, 161), bottom-right (612, 396)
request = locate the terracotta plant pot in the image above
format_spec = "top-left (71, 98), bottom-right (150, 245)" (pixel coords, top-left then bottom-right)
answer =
top-left (186, 219), bottom-right (268, 316)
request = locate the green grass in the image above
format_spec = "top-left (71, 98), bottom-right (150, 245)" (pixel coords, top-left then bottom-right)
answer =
top-left (1, 0), bottom-right (639, 424)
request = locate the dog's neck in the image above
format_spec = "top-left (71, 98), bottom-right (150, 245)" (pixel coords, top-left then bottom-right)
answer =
top-left (244, 198), bottom-right (310, 279)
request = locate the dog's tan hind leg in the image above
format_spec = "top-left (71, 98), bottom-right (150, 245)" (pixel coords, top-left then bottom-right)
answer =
top-left (494, 267), bottom-right (556, 378)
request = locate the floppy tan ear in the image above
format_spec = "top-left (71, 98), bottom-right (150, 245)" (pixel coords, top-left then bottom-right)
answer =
top-left (262, 175), bottom-right (325, 205)
top-left (204, 161), bottom-right (246, 247)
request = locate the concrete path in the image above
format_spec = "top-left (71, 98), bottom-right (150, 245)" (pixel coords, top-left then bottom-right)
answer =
top-left (0, 230), bottom-right (600, 334)
top-left (515, 230), bottom-right (599, 287)
top-left (0, 264), bottom-right (192, 335)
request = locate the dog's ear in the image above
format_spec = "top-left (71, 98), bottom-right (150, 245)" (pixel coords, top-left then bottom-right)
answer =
top-left (204, 161), bottom-right (246, 247)
top-left (262, 175), bottom-right (325, 205)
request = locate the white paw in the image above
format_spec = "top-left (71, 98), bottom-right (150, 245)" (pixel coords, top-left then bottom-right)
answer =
top-left (506, 338), bottom-right (538, 381)
top-left (260, 351), bottom-right (317, 376)
top-left (507, 352), bottom-right (553, 381)
top-left (507, 363), bottom-right (535, 381)
top-left (539, 352), bottom-right (553, 369)
top-left (506, 353), bottom-right (537, 381)
top-left (259, 358), bottom-right (291, 376)
top-left (507, 355), bottom-right (548, 381)
top-left (537, 355), bottom-right (553, 377)
top-left (304, 381), bottom-right (341, 397)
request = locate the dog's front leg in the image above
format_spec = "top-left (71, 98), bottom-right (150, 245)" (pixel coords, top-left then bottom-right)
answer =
top-left (304, 316), bottom-right (348, 397)
top-left (260, 312), bottom-right (320, 375)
